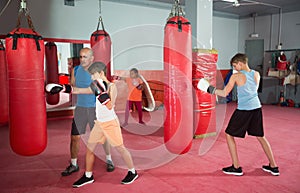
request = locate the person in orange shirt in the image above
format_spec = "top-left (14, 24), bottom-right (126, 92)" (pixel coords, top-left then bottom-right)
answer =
top-left (115, 68), bottom-right (145, 127)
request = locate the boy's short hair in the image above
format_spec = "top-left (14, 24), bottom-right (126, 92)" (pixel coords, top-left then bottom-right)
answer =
top-left (88, 62), bottom-right (107, 75)
top-left (130, 68), bottom-right (139, 74)
top-left (230, 53), bottom-right (248, 66)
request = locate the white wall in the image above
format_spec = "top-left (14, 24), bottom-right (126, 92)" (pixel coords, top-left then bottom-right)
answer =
top-left (0, 0), bottom-right (240, 70)
top-left (238, 11), bottom-right (300, 52)
top-left (213, 16), bottom-right (239, 69)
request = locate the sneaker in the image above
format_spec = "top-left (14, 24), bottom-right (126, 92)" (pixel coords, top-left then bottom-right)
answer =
top-left (73, 174), bottom-right (94, 188)
top-left (262, 164), bottom-right (280, 176)
top-left (106, 160), bottom-right (115, 172)
top-left (61, 163), bottom-right (79, 176)
top-left (121, 171), bottom-right (138, 184)
top-left (139, 121), bottom-right (146, 125)
top-left (222, 165), bottom-right (243, 176)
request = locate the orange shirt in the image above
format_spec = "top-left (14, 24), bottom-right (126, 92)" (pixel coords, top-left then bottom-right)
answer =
top-left (126, 77), bottom-right (143, 101)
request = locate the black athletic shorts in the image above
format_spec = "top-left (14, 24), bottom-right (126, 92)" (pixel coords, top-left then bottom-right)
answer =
top-left (71, 106), bottom-right (96, 135)
top-left (225, 108), bottom-right (264, 138)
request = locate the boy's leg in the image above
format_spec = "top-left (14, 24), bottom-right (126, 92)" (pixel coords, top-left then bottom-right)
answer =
top-left (86, 143), bottom-right (98, 172)
top-left (226, 133), bottom-right (240, 168)
top-left (123, 100), bottom-right (132, 126)
top-left (256, 136), bottom-right (277, 167)
top-left (72, 142), bottom-right (97, 188)
top-left (256, 136), bottom-right (280, 176)
top-left (87, 108), bottom-right (114, 172)
top-left (115, 145), bottom-right (134, 169)
top-left (135, 101), bottom-right (144, 124)
top-left (115, 145), bottom-right (138, 184)
top-left (222, 133), bottom-right (243, 176)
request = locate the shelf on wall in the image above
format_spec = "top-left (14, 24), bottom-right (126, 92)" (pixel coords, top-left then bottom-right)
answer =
top-left (265, 48), bottom-right (300, 52)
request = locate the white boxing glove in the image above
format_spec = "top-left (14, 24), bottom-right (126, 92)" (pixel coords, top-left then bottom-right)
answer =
top-left (197, 78), bottom-right (216, 94)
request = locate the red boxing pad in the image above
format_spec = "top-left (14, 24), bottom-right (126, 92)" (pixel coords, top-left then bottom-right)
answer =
top-left (6, 28), bottom-right (47, 156)
top-left (0, 42), bottom-right (9, 125)
top-left (164, 16), bottom-right (193, 154)
top-left (45, 42), bottom-right (59, 105)
top-left (90, 30), bottom-right (112, 81)
top-left (192, 49), bottom-right (218, 138)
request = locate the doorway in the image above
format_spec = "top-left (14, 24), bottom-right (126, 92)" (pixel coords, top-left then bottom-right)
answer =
top-left (245, 39), bottom-right (264, 93)
top-left (245, 39), bottom-right (264, 69)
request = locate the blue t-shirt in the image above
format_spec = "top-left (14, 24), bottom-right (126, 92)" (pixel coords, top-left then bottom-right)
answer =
top-left (237, 70), bottom-right (261, 110)
top-left (74, 65), bottom-right (96, 107)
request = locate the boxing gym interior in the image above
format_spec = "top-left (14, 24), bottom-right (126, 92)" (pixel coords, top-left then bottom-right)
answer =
top-left (0, 0), bottom-right (300, 192)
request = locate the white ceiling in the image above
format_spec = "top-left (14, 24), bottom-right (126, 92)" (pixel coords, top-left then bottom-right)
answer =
top-left (143, 0), bottom-right (300, 18)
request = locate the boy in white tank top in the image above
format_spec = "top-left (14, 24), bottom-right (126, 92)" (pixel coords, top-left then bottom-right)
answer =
top-left (70, 62), bottom-right (138, 187)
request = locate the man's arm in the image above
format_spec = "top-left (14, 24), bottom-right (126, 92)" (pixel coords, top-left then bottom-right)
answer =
top-left (72, 87), bottom-right (93, 94)
top-left (70, 68), bottom-right (75, 86)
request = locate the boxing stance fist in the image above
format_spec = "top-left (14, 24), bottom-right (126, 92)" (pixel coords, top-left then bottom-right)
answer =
top-left (197, 78), bottom-right (216, 94)
top-left (111, 75), bottom-right (121, 81)
top-left (90, 79), bottom-right (111, 106)
top-left (136, 84), bottom-right (143, 90)
top-left (46, 83), bottom-right (72, 94)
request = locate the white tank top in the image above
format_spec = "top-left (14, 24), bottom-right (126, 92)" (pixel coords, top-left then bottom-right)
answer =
top-left (95, 83), bottom-right (118, 122)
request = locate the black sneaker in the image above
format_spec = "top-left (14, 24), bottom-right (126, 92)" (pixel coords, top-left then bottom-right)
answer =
top-left (106, 160), bottom-right (115, 172)
top-left (222, 165), bottom-right (243, 176)
top-left (73, 174), bottom-right (94, 188)
top-left (121, 171), bottom-right (138, 184)
top-left (61, 163), bottom-right (79, 176)
top-left (262, 164), bottom-right (280, 176)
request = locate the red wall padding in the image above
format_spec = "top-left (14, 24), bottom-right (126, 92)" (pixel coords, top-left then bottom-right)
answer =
top-left (90, 30), bottom-right (112, 81)
top-left (45, 42), bottom-right (59, 105)
top-left (0, 42), bottom-right (9, 125)
top-left (6, 28), bottom-right (47, 156)
top-left (164, 16), bottom-right (193, 154)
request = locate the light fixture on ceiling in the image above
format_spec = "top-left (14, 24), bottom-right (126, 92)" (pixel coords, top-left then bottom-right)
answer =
top-left (249, 13), bottom-right (259, 38)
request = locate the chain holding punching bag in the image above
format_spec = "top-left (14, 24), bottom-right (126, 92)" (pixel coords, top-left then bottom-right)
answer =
top-left (45, 42), bottom-right (59, 105)
top-left (5, 6), bottom-right (47, 156)
top-left (0, 41), bottom-right (9, 125)
top-left (164, 14), bottom-right (193, 154)
top-left (90, 16), bottom-right (112, 81)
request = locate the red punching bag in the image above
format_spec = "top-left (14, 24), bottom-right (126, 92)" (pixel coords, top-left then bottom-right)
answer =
top-left (45, 42), bottom-right (59, 105)
top-left (164, 16), bottom-right (193, 154)
top-left (192, 49), bottom-right (218, 138)
top-left (90, 17), bottom-right (112, 81)
top-left (0, 41), bottom-right (9, 125)
top-left (6, 14), bottom-right (47, 156)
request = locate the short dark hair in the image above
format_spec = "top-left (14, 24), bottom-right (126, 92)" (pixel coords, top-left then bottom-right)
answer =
top-left (230, 53), bottom-right (248, 66)
top-left (130, 68), bottom-right (139, 74)
top-left (88, 62), bottom-right (107, 75)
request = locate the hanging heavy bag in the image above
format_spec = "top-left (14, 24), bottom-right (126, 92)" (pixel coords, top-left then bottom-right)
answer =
top-left (90, 16), bottom-right (112, 81)
top-left (45, 42), bottom-right (60, 105)
top-left (164, 15), bottom-right (193, 154)
top-left (5, 8), bottom-right (47, 156)
top-left (0, 41), bottom-right (9, 125)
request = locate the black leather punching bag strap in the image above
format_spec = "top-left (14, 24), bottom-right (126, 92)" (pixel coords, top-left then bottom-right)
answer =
top-left (7, 9), bottom-right (42, 51)
top-left (166, 17), bottom-right (190, 32)
top-left (7, 32), bottom-right (42, 51)
top-left (92, 16), bottom-right (109, 42)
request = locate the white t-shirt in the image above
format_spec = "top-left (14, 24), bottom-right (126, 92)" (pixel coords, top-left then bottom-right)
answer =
top-left (95, 83), bottom-right (118, 122)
